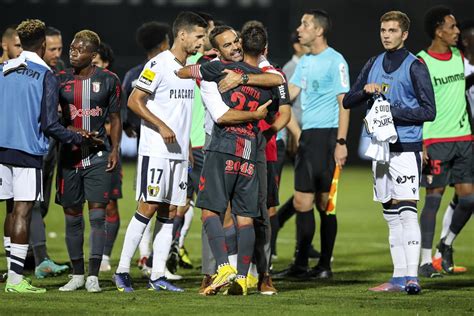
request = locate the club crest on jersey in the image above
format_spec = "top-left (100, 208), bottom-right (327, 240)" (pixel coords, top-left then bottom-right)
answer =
top-left (92, 82), bottom-right (101, 93)
top-left (147, 185), bottom-right (160, 197)
top-left (381, 83), bottom-right (390, 93)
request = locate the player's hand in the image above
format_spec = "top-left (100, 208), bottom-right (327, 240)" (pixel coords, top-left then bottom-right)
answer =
top-left (83, 131), bottom-right (104, 147)
top-left (68, 126), bottom-right (90, 138)
top-left (124, 126), bottom-right (137, 138)
top-left (422, 145), bottom-right (429, 166)
top-left (106, 148), bottom-right (119, 172)
top-left (158, 124), bottom-right (176, 143)
top-left (218, 69), bottom-right (242, 93)
top-left (334, 143), bottom-right (348, 168)
top-left (253, 100), bottom-right (272, 120)
top-left (363, 83), bottom-right (382, 95)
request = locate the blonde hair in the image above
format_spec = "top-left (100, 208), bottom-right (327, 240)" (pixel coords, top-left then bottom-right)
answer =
top-left (381, 11), bottom-right (410, 33)
top-left (74, 30), bottom-right (101, 51)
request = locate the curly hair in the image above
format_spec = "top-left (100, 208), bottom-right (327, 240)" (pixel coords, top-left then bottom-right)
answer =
top-left (136, 21), bottom-right (170, 53)
top-left (74, 29), bottom-right (100, 52)
top-left (424, 6), bottom-right (452, 39)
top-left (16, 19), bottom-right (45, 50)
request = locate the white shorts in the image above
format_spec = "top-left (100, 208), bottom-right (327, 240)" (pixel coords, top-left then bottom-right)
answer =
top-left (372, 152), bottom-right (422, 203)
top-left (135, 155), bottom-right (188, 206)
top-left (0, 164), bottom-right (43, 201)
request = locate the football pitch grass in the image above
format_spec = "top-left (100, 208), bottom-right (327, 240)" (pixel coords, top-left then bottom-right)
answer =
top-left (0, 163), bottom-right (473, 315)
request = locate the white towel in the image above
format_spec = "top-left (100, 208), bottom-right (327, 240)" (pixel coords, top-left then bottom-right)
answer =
top-left (2, 54), bottom-right (27, 75)
top-left (363, 97), bottom-right (397, 162)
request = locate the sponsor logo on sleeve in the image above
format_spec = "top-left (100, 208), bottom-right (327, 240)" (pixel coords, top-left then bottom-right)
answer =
top-left (139, 69), bottom-right (156, 86)
top-left (339, 63), bottom-right (348, 88)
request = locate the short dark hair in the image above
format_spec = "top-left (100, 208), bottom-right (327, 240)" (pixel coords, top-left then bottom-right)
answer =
top-left (214, 20), bottom-right (226, 27)
top-left (16, 19), bottom-right (46, 50)
top-left (45, 26), bottom-right (61, 37)
top-left (97, 42), bottom-right (115, 69)
top-left (305, 9), bottom-right (332, 37)
top-left (136, 21), bottom-right (170, 53)
top-left (172, 11), bottom-right (208, 38)
top-left (196, 12), bottom-right (213, 24)
top-left (241, 20), bottom-right (266, 36)
top-left (242, 25), bottom-right (267, 57)
top-left (2, 25), bottom-right (18, 40)
top-left (424, 6), bottom-right (452, 39)
top-left (209, 25), bottom-right (234, 49)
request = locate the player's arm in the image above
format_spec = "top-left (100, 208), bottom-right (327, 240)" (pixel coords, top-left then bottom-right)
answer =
top-left (288, 83), bottom-right (301, 102)
top-left (106, 76), bottom-right (122, 171)
top-left (263, 82), bottom-right (292, 138)
top-left (390, 61), bottom-right (436, 124)
top-left (286, 109), bottom-right (301, 145)
top-left (128, 88), bottom-right (176, 143)
top-left (200, 80), bottom-right (269, 125)
top-left (335, 93), bottom-right (350, 167)
top-left (218, 101), bottom-right (271, 125)
top-left (342, 56), bottom-right (377, 109)
top-left (40, 71), bottom-right (86, 145)
top-left (218, 69), bottom-right (284, 93)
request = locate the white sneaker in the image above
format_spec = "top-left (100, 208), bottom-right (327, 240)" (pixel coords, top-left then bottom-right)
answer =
top-left (165, 267), bottom-right (183, 281)
top-left (85, 276), bottom-right (102, 293)
top-left (59, 275), bottom-right (85, 291)
top-left (100, 257), bottom-right (111, 272)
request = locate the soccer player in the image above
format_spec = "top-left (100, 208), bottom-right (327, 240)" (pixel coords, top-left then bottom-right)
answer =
top-left (91, 42), bottom-right (124, 272)
top-left (343, 11), bottom-right (436, 294)
top-left (0, 19), bottom-right (90, 293)
top-left (432, 20), bottom-right (474, 275)
top-left (168, 12), bottom-right (217, 275)
top-left (274, 9), bottom-right (350, 280)
top-left (121, 22), bottom-right (170, 269)
top-left (417, 6), bottom-right (474, 277)
top-left (29, 25), bottom-right (69, 279)
top-left (1, 26), bottom-right (22, 62)
top-left (56, 30), bottom-right (122, 292)
top-left (178, 24), bottom-right (283, 295)
top-left (113, 11), bottom-right (208, 293)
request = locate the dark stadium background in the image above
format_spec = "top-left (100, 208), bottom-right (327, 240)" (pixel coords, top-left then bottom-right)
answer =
top-left (1, 0), bottom-right (472, 163)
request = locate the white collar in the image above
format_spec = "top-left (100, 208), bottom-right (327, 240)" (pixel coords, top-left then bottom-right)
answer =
top-left (21, 51), bottom-right (51, 71)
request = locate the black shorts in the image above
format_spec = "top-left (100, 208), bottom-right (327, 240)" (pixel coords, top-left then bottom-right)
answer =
top-left (421, 141), bottom-right (473, 188)
top-left (295, 128), bottom-right (337, 193)
top-left (195, 151), bottom-right (258, 217)
top-left (56, 160), bottom-right (112, 208)
top-left (187, 148), bottom-right (204, 198)
top-left (109, 160), bottom-right (123, 200)
top-left (267, 161), bottom-right (280, 207)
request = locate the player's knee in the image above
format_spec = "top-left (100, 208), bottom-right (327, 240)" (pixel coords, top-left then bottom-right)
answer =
top-left (293, 196), bottom-right (312, 212)
top-left (65, 212), bottom-right (83, 231)
top-left (89, 209), bottom-right (105, 228)
top-left (457, 194), bottom-right (474, 212)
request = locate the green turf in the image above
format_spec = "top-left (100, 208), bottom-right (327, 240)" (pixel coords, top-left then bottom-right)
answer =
top-left (0, 163), bottom-right (473, 314)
